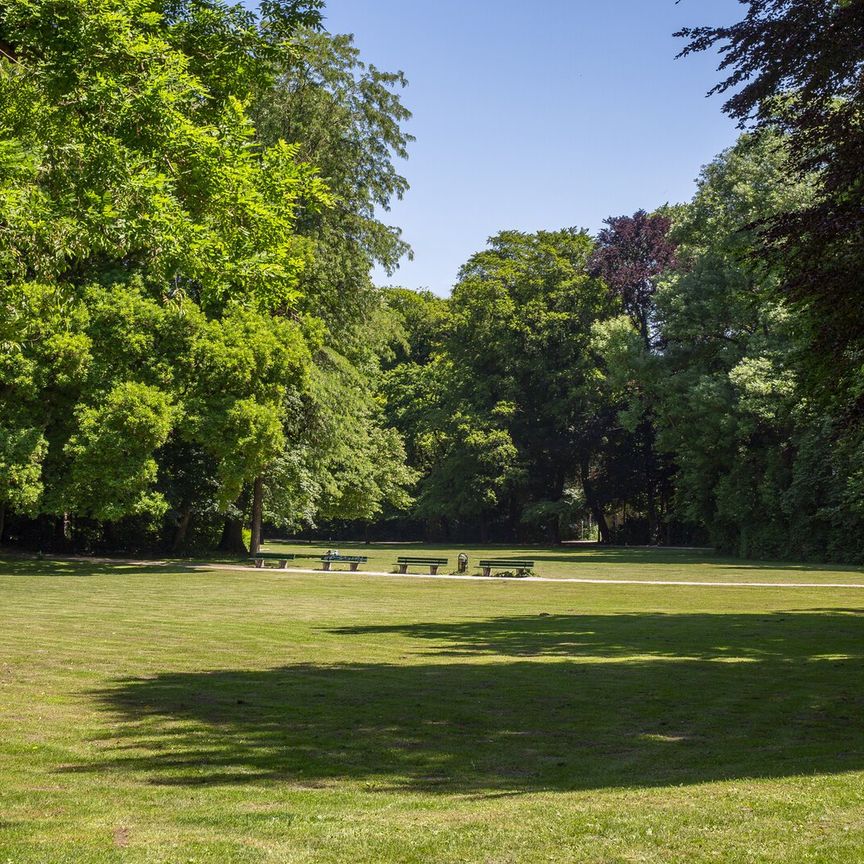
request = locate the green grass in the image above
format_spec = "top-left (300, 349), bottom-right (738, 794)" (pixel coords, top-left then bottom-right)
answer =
top-left (263, 539), bottom-right (864, 584)
top-left (1, 550), bottom-right (863, 862)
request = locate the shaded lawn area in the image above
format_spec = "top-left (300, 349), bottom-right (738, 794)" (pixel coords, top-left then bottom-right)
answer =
top-left (263, 539), bottom-right (864, 584)
top-left (1, 555), bottom-right (863, 862)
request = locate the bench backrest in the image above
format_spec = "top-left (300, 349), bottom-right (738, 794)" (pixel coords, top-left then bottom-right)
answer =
top-left (478, 559), bottom-right (535, 567)
top-left (321, 555), bottom-right (368, 562)
top-left (397, 557), bottom-right (448, 564)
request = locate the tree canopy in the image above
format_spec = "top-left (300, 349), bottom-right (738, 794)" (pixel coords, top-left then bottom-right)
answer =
top-left (2, 0), bottom-right (864, 563)
top-left (0, 0), bottom-right (415, 552)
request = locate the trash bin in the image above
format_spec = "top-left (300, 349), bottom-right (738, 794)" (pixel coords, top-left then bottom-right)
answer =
top-left (457, 553), bottom-right (468, 574)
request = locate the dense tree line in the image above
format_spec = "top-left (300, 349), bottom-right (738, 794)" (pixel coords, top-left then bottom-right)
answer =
top-left (1, 0), bottom-right (862, 561)
top-left (373, 127), bottom-right (864, 560)
top-left (0, 0), bottom-right (414, 554)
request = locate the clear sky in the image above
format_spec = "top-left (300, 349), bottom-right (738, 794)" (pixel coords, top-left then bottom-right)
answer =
top-left (319, 0), bottom-right (743, 296)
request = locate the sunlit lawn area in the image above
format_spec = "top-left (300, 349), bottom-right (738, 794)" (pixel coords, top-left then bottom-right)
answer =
top-left (1, 552), bottom-right (863, 862)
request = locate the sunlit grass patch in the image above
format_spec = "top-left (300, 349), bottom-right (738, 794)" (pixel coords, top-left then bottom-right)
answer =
top-left (1, 554), bottom-right (863, 862)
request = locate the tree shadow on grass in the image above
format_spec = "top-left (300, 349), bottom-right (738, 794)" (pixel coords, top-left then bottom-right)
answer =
top-left (80, 611), bottom-right (864, 793)
top-left (0, 555), bottom-right (213, 578)
top-left (327, 610), bottom-right (864, 659)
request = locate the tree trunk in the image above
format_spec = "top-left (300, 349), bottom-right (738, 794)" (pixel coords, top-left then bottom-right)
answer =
top-left (249, 476), bottom-right (263, 556)
top-left (0, 502), bottom-right (5, 545)
top-left (218, 514), bottom-right (247, 556)
top-left (172, 507), bottom-right (193, 552)
top-left (50, 514), bottom-right (72, 551)
top-left (646, 484), bottom-right (659, 545)
top-left (579, 457), bottom-right (611, 544)
top-left (642, 423), bottom-right (659, 545)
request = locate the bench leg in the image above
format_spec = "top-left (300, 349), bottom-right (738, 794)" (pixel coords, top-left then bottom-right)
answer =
top-left (255, 559), bottom-right (263, 568)
top-left (350, 562), bottom-right (359, 572)
top-left (279, 559), bottom-right (288, 569)
top-left (430, 565), bottom-right (439, 575)
top-left (482, 567), bottom-right (491, 578)
top-left (398, 564), bottom-right (408, 574)
top-left (322, 561), bottom-right (331, 571)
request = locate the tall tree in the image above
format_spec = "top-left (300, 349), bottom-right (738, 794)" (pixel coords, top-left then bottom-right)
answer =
top-left (650, 133), bottom-right (864, 559)
top-left (0, 0), bottom-right (331, 550)
top-left (252, 26), bottom-right (412, 331)
top-left (246, 25), bottom-right (417, 545)
top-left (385, 230), bottom-right (616, 542)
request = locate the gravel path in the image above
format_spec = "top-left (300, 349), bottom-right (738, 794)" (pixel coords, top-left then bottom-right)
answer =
top-left (18, 555), bottom-right (864, 589)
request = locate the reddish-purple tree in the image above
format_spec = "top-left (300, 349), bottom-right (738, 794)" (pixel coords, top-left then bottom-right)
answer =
top-left (589, 210), bottom-right (677, 350)
top-left (589, 210), bottom-right (677, 545)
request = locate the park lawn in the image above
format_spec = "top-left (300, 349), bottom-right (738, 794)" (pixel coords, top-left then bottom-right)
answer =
top-left (0, 554), bottom-right (863, 863)
top-left (262, 539), bottom-right (864, 585)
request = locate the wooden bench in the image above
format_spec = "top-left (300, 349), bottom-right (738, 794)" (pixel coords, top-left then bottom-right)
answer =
top-left (396, 556), bottom-right (448, 575)
top-left (478, 558), bottom-right (535, 577)
top-left (321, 554), bottom-right (368, 572)
top-left (248, 552), bottom-right (296, 569)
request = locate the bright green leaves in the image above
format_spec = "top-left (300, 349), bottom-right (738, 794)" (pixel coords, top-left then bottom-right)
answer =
top-left (182, 306), bottom-right (311, 508)
top-left (64, 381), bottom-right (175, 521)
top-left (206, 398), bottom-right (285, 508)
top-left (0, 424), bottom-right (47, 515)
top-left (0, 0), bottom-right (350, 538)
top-left (0, 0), bottom-right (330, 315)
top-left (0, 274), bottom-right (318, 525)
top-left (290, 354), bottom-right (417, 526)
top-left (0, 0), bottom-right (416, 545)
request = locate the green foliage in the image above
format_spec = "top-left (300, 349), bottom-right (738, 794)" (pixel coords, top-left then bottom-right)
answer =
top-left (654, 134), bottom-right (864, 560)
top-left (252, 26), bottom-right (412, 331)
top-left (0, 0), bottom-right (331, 315)
top-left (0, 424), bottom-right (47, 515)
top-left (0, 0), bottom-right (416, 549)
top-left (64, 381), bottom-right (175, 521)
top-left (384, 230), bottom-right (616, 539)
top-left (273, 352), bottom-right (416, 526)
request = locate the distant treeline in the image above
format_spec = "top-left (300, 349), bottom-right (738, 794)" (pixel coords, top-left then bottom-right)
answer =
top-left (1, 1), bottom-right (862, 562)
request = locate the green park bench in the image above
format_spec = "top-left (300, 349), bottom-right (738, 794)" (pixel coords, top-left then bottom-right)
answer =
top-left (248, 551), bottom-right (296, 569)
top-left (477, 558), bottom-right (535, 577)
top-left (395, 556), bottom-right (448, 575)
top-left (321, 554), bottom-right (368, 572)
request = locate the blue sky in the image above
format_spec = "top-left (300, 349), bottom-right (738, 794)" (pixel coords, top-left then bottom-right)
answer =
top-left (320, 0), bottom-right (743, 296)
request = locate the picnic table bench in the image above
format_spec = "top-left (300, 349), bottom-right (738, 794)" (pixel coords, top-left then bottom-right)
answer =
top-left (478, 558), bottom-right (535, 577)
top-left (396, 556), bottom-right (448, 575)
top-left (248, 551), bottom-right (296, 569)
top-left (321, 554), bottom-right (368, 572)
